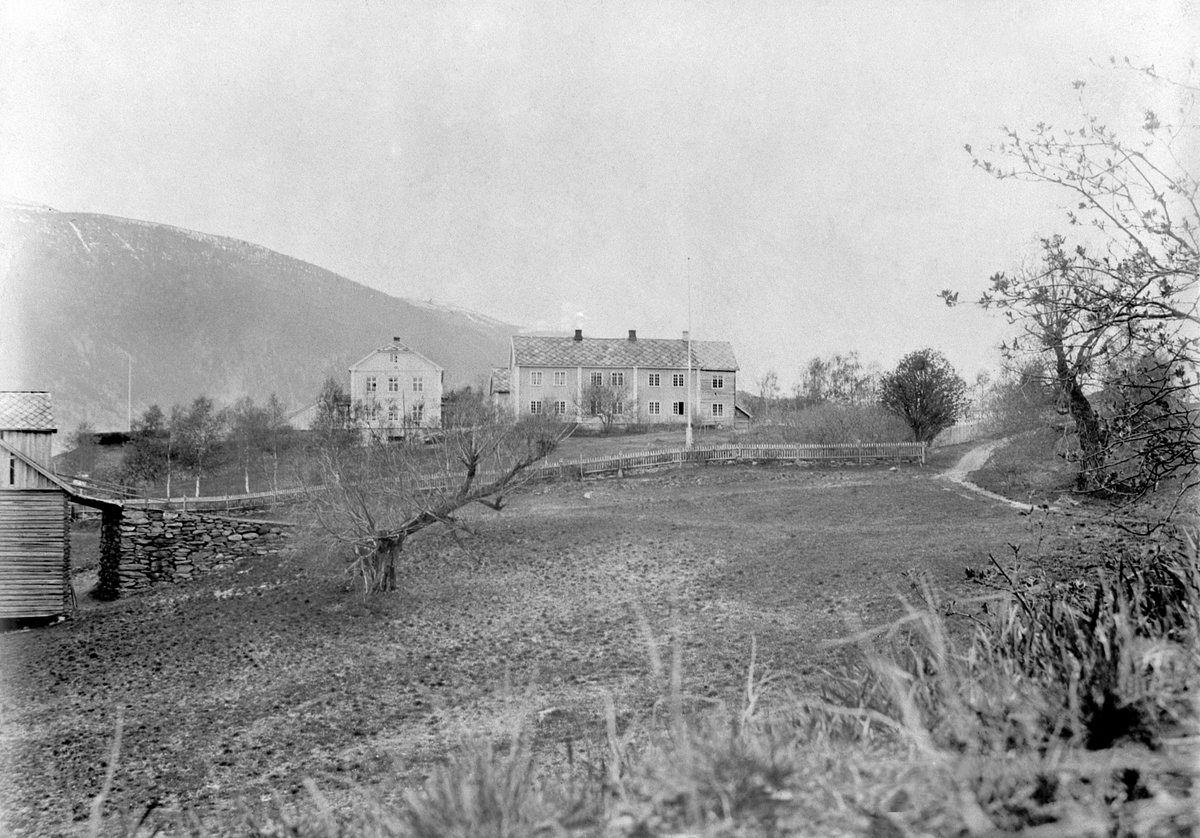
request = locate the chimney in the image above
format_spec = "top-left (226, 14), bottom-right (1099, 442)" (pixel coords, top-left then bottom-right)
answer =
top-left (628, 329), bottom-right (637, 342)
top-left (682, 330), bottom-right (689, 341)
top-left (392, 336), bottom-right (401, 343)
top-left (574, 329), bottom-right (583, 342)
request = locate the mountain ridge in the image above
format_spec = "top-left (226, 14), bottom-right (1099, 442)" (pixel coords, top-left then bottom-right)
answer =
top-left (0, 205), bottom-right (520, 435)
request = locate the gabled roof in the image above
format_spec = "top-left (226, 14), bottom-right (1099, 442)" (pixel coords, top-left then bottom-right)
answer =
top-left (349, 342), bottom-right (444, 371)
top-left (512, 336), bottom-right (738, 371)
top-left (489, 367), bottom-right (511, 394)
top-left (0, 391), bottom-right (55, 432)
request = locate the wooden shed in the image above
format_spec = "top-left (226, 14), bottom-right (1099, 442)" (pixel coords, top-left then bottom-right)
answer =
top-left (0, 391), bottom-right (71, 620)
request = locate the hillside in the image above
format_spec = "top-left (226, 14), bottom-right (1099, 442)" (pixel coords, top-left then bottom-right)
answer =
top-left (0, 204), bottom-right (518, 434)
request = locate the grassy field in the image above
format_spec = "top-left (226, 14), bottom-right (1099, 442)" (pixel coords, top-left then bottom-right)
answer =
top-left (4, 453), bottom-right (1155, 836)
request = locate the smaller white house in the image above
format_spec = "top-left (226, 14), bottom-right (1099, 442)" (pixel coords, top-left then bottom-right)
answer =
top-left (349, 338), bottom-right (444, 439)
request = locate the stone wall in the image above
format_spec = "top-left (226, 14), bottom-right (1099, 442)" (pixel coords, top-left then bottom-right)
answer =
top-left (98, 508), bottom-right (290, 595)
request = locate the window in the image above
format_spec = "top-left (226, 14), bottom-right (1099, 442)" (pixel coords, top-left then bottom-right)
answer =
top-left (672, 373), bottom-right (685, 387)
top-left (411, 404), bottom-right (424, 422)
top-left (390, 352), bottom-right (399, 363)
top-left (554, 400), bottom-right (567, 415)
top-left (591, 372), bottom-right (604, 386)
top-left (712, 376), bottom-right (724, 389)
top-left (648, 373), bottom-right (661, 387)
top-left (553, 371), bottom-right (567, 386)
top-left (711, 403), bottom-right (725, 417)
top-left (8, 456), bottom-right (15, 486)
top-left (530, 371), bottom-right (543, 385)
top-left (673, 402), bottom-right (685, 416)
top-left (365, 375), bottom-right (377, 393)
top-left (614, 400), bottom-right (624, 415)
top-left (610, 372), bottom-right (625, 387)
top-left (648, 401), bottom-right (661, 416)
top-left (387, 404), bottom-right (399, 421)
top-left (387, 376), bottom-right (399, 392)
top-left (529, 400), bottom-right (543, 415)
top-left (412, 376), bottom-right (424, 392)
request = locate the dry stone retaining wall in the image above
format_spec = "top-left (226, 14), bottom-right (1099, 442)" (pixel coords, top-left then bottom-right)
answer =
top-left (97, 508), bottom-right (289, 597)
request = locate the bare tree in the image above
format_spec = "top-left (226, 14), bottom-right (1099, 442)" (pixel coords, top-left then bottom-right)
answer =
top-left (948, 62), bottom-right (1198, 498)
top-left (576, 378), bottom-right (630, 433)
top-left (173, 396), bottom-right (229, 497)
top-left (754, 369), bottom-right (781, 423)
top-left (230, 396), bottom-right (267, 494)
top-left (797, 352), bottom-right (878, 405)
top-left (300, 403), bottom-right (564, 593)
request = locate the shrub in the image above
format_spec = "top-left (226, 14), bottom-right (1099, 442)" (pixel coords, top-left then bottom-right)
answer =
top-left (773, 403), bottom-right (911, 444)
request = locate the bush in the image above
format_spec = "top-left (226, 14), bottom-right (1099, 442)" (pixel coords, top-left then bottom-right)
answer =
top-left (763, 403), bottom-right (911, 444)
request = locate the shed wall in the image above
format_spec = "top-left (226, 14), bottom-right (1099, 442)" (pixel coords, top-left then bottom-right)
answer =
top-left (0, 490), bottom-right (69, 618)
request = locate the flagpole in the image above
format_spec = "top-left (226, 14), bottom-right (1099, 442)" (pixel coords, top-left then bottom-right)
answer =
top-left (685, 257), bottom-right (693, 449)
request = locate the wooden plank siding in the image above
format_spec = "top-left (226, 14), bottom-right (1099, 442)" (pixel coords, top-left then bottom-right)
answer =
top-left (0, 490), bottom-right (70, 619)
top-left (0, 430), bottom-right (56, 489)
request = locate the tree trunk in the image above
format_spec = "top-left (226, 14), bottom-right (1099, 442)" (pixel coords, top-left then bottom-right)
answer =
top-left (1055, 351), bottom-right (1107, 491)
top-left (370, 535), bottom-right (401, 592)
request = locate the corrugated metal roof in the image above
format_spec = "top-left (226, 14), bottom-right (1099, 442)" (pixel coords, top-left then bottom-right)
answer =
top-left (0, 392), bottom-right (55, 431)
top-left (512, 336), bottom-right (738, 371)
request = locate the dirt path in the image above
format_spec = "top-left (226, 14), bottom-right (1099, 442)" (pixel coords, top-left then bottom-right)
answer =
top-left (937, 440), bottom-right (1035, 510)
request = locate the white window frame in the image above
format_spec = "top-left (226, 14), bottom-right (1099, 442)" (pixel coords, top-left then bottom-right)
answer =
top-left (673, 401), bottom-right (685, 416)
top-left (711, 403), bottom-right (725, 417)
top-left (411, 403), bottom-right (424, 422)
top-left (648, 373), bottom-right (661, 387)
top-left (553, 400), bottom-right (567, 415)
top-left (712, 375), bottom-right (724, 389)
top-left (648, 401), bottom-right (661, 416)
top-left (387, 403), bottom-right (399, 422)
top-left (553, 371), bottom-right (567, 386)
top-left (591, 372), bottom-right (604, 386)
top-left (529, 400), bottom-right (543, 415)
top-left (387, 376), bottom-right (399, 393)
top-left (530, 370), bottom-right (543, 385)
top-left (412, 376), bottom-right (424, 392)
top-left (614, 400), bottom-right (624, 415)
top-left (672, 373), bottom-right (684, 387)
top-left (389, 352), bottom-right (399, 364)
top-left (610, 372), bottom-right (625, 387)
top-left (365, 375), bottom-right (377, 393)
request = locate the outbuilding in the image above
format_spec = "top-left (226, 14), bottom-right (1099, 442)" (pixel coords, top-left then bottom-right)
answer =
top-left (0, 391), bottom-right (72, 620)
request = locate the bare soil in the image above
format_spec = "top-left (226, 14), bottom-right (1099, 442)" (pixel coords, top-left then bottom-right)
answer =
top-left (0, 460), bottom-right (1083, 835)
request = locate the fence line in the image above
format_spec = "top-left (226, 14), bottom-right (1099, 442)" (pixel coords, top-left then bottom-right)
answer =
top-left (66, 441), bottom-right (926, 510)
top-left (931, 421), bottom-right (987, 448)
top-left (537, 441), bottom-right (925, 480)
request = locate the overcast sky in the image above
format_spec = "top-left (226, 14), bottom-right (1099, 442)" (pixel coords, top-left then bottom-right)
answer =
top-left (2, 1), bottom-right (1195, 390)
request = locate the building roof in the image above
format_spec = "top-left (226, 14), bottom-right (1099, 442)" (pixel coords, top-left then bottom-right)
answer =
top-left (512, 336), bottom-right (738, 371)
top-left (0, 391), bottom-right (55, 432)
top-left (489, 367), bottom-right (511, 393)
top-left (350, 341), bottom-right (444, 371)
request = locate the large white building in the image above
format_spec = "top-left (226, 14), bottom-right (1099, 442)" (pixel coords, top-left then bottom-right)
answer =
top-left (508, 330), bottom-right (742, 427)
top-left (348, 339), bottom-right (444, 439)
